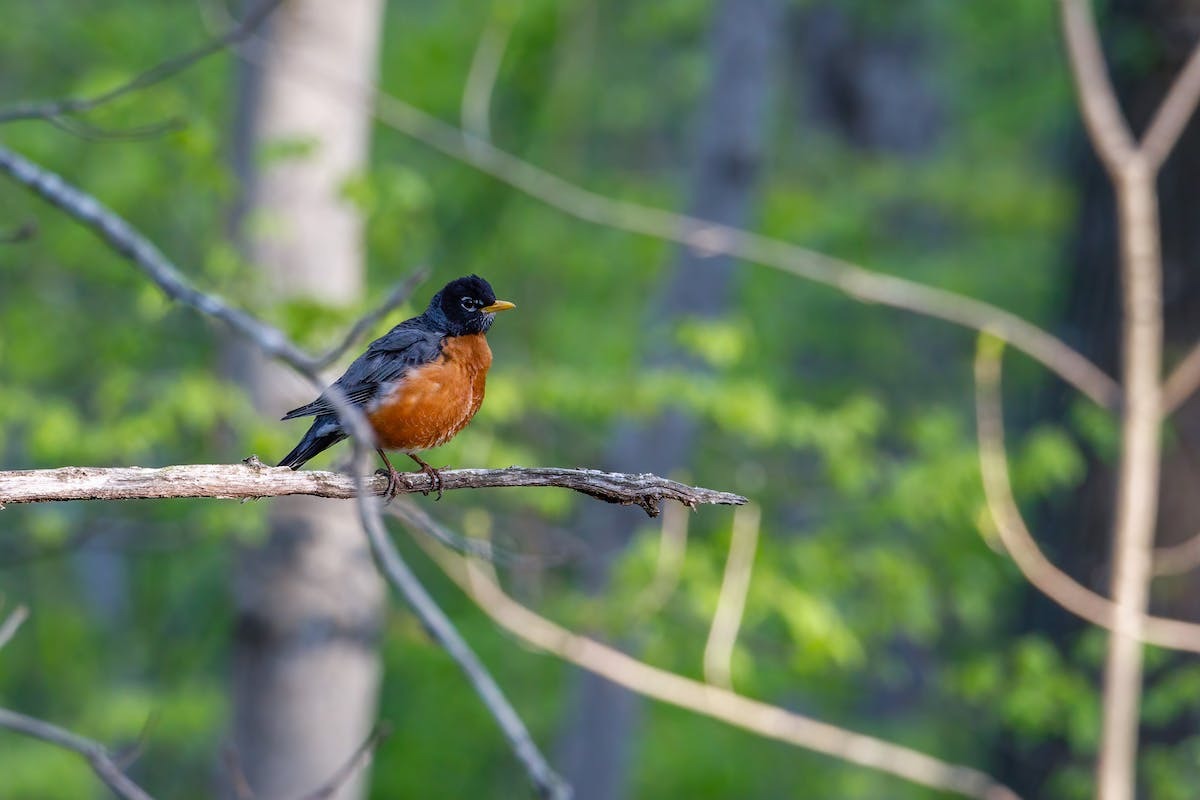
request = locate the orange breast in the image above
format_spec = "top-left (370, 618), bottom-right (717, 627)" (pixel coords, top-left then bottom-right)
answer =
top-left (366, 333), bottom-right (492, 452)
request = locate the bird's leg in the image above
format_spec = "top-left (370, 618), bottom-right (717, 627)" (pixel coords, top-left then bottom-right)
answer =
top-left (408, 452), bottom-right (445, 500)
top-left (375, 448), bottom-right (404, 503)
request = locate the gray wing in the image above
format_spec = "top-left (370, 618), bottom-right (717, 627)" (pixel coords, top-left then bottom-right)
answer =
top-left (280, 322), bottom-right (443, 420)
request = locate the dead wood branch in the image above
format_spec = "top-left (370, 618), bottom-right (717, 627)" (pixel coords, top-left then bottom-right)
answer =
top-left (0, 709), bottom-right (154, 800)
top-left (0, 464), bottom-right (746, 517)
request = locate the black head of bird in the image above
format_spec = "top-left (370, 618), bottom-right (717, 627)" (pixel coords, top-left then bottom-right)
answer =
top-left (426, 274), bottom-right (516, 336)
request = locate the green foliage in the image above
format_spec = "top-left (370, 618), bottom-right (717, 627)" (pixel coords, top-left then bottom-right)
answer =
top-left (2, 0), bottom-right (1181, 798)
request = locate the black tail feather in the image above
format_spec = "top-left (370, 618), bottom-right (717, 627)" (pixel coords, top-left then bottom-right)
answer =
top-left (278, 423), bottom-right (346, 469)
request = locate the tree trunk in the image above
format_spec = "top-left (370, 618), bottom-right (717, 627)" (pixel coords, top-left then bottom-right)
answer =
top-left (226, 2), bottom-right (386, 798)
top-left (555, 2), bottom-right (778, 797)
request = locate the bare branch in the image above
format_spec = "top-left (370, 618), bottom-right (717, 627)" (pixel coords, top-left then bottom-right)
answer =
top-left (1162, 342), bottom-right (1200, 413)
top-left (0, 142), bottom-right (638, 800)
top-left (1058, 3), bottom-right (1198, 795)
top-left (230, 34), bottom-right (1121, 410)
top-left (221, 746), bottom-right (255, 800)
top-left (973, 339), bottom-right (1200, 652)
top-left (297, 723), bottom-right (392, 800)
top-left (355, 499), bottom-right (570, 799)
top-left (0, 143), bottom-right (315, 368)
top-left (635, 500), bottom-right (690, 613)
top-left (0, 463), bottom-right (746, 517)
top-left (1059, 0), bottom-right (1139, 172)
top-left (0, 708), bottom-right (155, 800)
top-left (0, 607), bottom-right (150, 799)
top-left (0, 604), bottom-right (29, 652)
top-left (0, 0), bottom-right (285, 124)
top-left (1152, 531), bottom-right (1200, 578)
top-left (0, 144), bottom-right (423, 376)
top-left (311, 268), bottom-right (429, 368)
top-left (1140, 37), bottom-right (1200, 170)
top-left (703, 504), bottom-right (759, 689)
top-left (395, 503), bottom-right (1020, 800)
top-left (44, 114), bottom-right (187, 142)
top-left (461, 7), bottom-right (517, 145)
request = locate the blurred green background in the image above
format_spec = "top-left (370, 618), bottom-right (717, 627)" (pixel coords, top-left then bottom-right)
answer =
top-left (2, 1), bottom-right (1198, 798)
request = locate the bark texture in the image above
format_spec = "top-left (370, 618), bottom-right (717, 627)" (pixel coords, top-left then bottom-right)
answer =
top-left (0, 464), bottom-right (747, 511)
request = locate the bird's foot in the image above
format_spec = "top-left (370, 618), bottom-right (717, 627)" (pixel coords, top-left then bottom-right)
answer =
top-left (374, 466), bottom-right (405, 504)
top-left (416, 462), bottom-right (446, 501)
top-left (406, 454), bottom-right (446, 500)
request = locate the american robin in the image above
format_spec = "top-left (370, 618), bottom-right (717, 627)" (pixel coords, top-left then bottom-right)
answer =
top-left (278, 275), bottom-right (515, 498)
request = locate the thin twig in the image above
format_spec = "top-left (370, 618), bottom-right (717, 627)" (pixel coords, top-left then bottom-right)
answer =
top-left (0, 134), bottom-right (573, 796)
top-left (461, 6), bottom-right (517, 146)
top-left (221, 746), bottom-right (256, 800)
top-left (0, 464), bottom-right (746, 517)
top-left (297, 723), bottom-right (393, 800)
top-left (1059, 4), bottom-right (1182, 796)
top-left (1151, 532), bottom-right (1200, 578)
top-left (0, 143), bottom-right (576, 800)
top-left (1162, 343), bottom-right (1200, 413)
top-left (0, 143), bottom-right (313, 366)
top-left (1062, 9), bottom-right (1200, 417)
top-left (973, 338), bottom-right (1200, 652)
top-left (0, 144), bottom-right (421, 374)
top-left (230, 33), bottom-right (1121, 410)
top-left (0, 0), bottom-right (286, 124)
top-left (356, 500), bottom-right (570, 799)
top-left (1059, 0), bottom-right (1138, 173)
top-left (45, 115), bottom-right (187, 142)
top-left (324, 373), bottom-right (569, 799)
top-left (635, 500), bottom-right (690, 614)
top-left (311, 269), bottom-right (429, 368)
top-left (702, 504), bottom-right (759, 689)
top-left (396, 503), bottom-right (1020, 800)
top-left (1140, 37), bottom-right (1200, 170)
top-left (0, 604), bottom-right (29, 651)
top-left (0, 708), bottom-right (155, 800)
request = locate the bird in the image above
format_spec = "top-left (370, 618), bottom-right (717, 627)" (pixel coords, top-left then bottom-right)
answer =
top-left (278, 275), bottom-right (515, 499)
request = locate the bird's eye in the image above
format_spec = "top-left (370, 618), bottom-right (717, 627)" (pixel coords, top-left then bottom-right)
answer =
top-left (461, 297), bottom-right (478, 311)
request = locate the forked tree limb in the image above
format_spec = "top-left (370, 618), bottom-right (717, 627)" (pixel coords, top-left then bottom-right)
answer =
top-left (0, 146), bottom-right (424, 374)
top-left (0, 139), bottom-right (575, 798)
top-left (1057, 3), bottom-right (1200, 797)
top-left (0, 0), bottom-right (286, 124)
top-left (0, 463), bottom-right (747, 517)
top-left (973, 338), bottom-right (1200, 654)
top-left (0, 709), bottom-right (155, 800)
top-left (1060, 0), bottom-right (1138, 172)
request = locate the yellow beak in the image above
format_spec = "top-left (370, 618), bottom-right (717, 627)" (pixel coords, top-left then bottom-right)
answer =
top-left (481, 300), bottom-right (516, 313)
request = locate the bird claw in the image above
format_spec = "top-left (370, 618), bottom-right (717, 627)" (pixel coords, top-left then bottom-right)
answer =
top-left (417, 463), bottom-right (445, 501)
top-left (374, 466), bottom-right (404, 504)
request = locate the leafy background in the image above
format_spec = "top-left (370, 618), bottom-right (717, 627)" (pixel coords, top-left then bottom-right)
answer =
top-left (0, 1), bottom-right (1183, 798)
